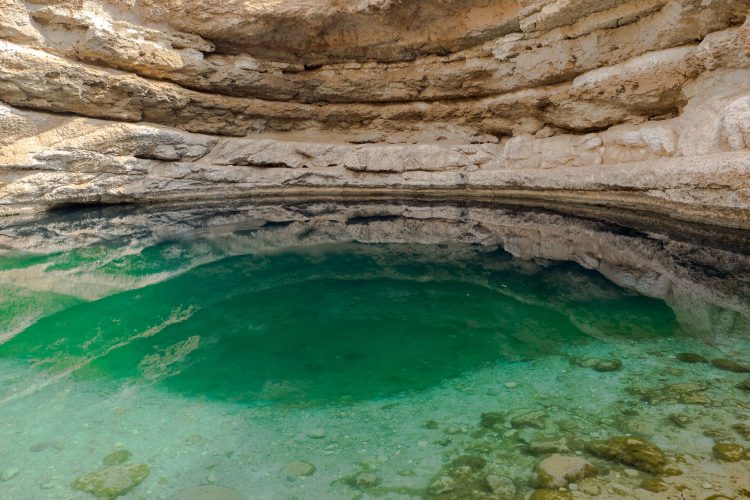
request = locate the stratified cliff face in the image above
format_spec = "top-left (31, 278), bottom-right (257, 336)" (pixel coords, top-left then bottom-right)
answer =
top-left (1, 1), bottom-right (749, 226)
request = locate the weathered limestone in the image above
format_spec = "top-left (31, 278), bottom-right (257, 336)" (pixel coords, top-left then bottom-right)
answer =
top-left (0, 1), bottom-right (748, 224)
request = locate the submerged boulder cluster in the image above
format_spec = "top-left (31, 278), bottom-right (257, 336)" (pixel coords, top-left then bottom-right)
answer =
top-left (415, 348), bottom-right (750, 499)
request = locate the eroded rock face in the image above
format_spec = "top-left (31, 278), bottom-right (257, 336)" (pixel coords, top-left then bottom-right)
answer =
top-left (0, 1), bottom-right (749, 224)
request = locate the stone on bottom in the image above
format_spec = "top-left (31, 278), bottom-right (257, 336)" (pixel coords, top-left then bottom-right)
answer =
top-left (532, 454), bottom-right (598, 489)
top-left (72, 463), bottom-right (150, 498)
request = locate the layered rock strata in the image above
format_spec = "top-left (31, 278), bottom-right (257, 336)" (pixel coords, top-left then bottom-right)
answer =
top-left (1, 1), bottom-right (749, 226)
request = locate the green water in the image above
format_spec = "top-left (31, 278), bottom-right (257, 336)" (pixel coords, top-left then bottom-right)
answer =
top-left (0, 203), bottom-right (748, 499)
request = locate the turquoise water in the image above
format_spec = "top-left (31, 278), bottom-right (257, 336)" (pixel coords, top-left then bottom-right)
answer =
top-left (0, 202), bottom-right (748, 499)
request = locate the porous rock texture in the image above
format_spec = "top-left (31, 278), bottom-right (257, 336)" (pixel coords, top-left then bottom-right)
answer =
top-left (1, 0), bottom-right (749, 226)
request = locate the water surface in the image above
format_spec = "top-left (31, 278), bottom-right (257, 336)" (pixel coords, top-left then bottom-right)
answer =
top-left (0, 201), bottom-right (748, 499)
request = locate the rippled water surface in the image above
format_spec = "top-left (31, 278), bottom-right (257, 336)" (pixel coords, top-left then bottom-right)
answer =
top-left (0, 202), bottom-right (748, 499)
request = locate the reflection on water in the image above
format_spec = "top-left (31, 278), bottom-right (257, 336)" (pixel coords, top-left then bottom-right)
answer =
top-left (0, 201), bottom-right (748, 499)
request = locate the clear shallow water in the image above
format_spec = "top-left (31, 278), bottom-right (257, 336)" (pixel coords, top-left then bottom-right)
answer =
top-left (0, 202), bottom-right (748, 499)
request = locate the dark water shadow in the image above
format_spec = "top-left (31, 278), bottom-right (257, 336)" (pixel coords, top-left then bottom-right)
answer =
top-left (0, 243), bottom-right (678, 406)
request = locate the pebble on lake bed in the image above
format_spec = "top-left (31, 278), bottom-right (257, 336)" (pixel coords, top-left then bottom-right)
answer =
top-left (0, 467), bottom-right (19, 481)
top-left (668, 413), bottom-right (691, 428)
top-left (593, 359), bottom-right (622, 372)
top-left (281, 461), bottom-right (315, 477)
top-left (306, 428), bottom-right (326, 439)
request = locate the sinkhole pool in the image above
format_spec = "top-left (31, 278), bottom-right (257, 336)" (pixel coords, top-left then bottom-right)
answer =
top-left (0, 202), bottom-right (748, 500)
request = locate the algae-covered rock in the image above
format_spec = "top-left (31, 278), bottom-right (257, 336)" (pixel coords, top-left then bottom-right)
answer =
top-left (479, 412), bottom-right (505, 431)
top-left (531, 454), bottom-right (597, 489)
top-left (448, 455), bottom-right (486, 474)
top-left (525, 438), bottom-right (570, 455)
top-left (529, 489), bottom-right (573, 500)
top-left (640, 477), bottom-right (668, 492)
top-left (102, 450), bottom-right (132, 466)
top-left (345, 472), bottom-right (381, 489)
top-left (676, 353), bottom-right (708, 364)
top-left (484, 474), bottom-right (515, 496)
top-left (72, 463), bottom-right (150, 498)
top-left (585, 436), bottom-right (667, 473)
top-left (594, 359), bottom-right (622, 372)
top-left (425, 420), bottom-right (439, 430)
top-left (712, 443), bottom-right (746, 462)
top-left (281, 461), bottom-right (316, 477)
top-left (511, 410), bottom-right (546, 429)
top-left (427, 475), bottom-right (456, 496)
top-left (738, 379), bottom-right (750, 392)
top-left (732, 423), bottom-right (750, 440)
top-left (425, 455), bottom-right (495, 498)
top-left (668, 414), bottom-right (691, 428)
top-left (711, 358), bottom-right (750, 373)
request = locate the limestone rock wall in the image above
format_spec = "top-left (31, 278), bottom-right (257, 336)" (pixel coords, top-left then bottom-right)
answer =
top-left (1, 0), bottom-right (749, 226)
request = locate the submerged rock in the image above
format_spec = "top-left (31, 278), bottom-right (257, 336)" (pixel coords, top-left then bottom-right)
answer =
top-left (425, 420), bottom-right (439, 430)
top-left (712, 443), bottom-right (747, 462)
top-left (281, 461), bottom-right (316, 477)
top-left (635, 382), bottom-right (709, 405)
top-left (525, 438), bottom-right (570, 455)
top-left (585, 436), bottom-right (667, 473)
top-left (511, 410), bottom-right (546, 429)
top-left (306, 428), bottom-right (326, 439)
top-left (345, 472), bottom-right (381, 489)
top-left (102, 449), bottom-right (132, 466)
top-left (639, 477), bottom-right (668, 492)
top-left (668, 414), bottom-right (691, 428)
top-left (594, 359), bottom-right (623, 372)
top-left (0, 467), bottom-right (19, 481)
top-left (72, 463), bottom-right (150, 498)
top-left (479, 412), bottom-right (505, 431)
top-left (732, 423), bottom-right (750, 440)
top-left (676, 352), bottom-right (708, 363)
top-left (737, 379), bottom-right (750, 392)
top-left (531, 454), bottom-right (597, 489)
top-left (427, 475), bottom-right (456, 496)
top-left (710, 358), bottom-right (750, 373)
top-left (449, 455), bottom-right (487, 474)
top-left (484, 474), bottom-right (515, 496)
